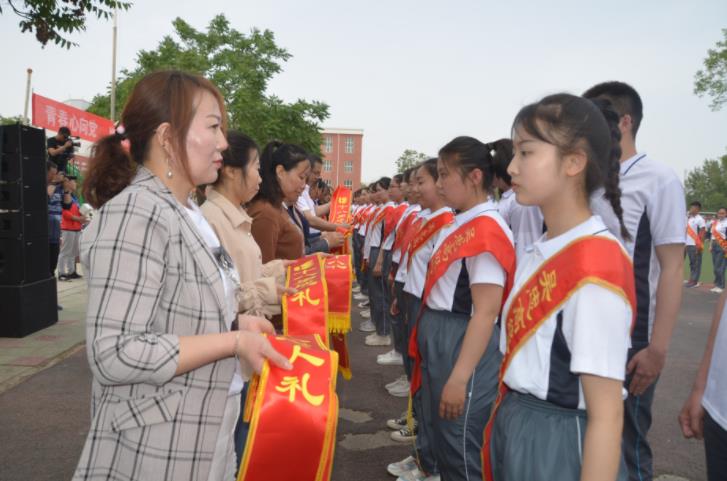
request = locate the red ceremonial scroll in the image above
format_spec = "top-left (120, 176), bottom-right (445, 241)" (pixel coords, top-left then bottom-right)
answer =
top-left (239, 334), bottom-right (339, 481)
top-left (481, 236), bottom-right (636, 481)
top-left (323, 255), bottom-right (354, 379)
top-left (329, 187), bottom-right (353, 255)
top-left (282, 255), bottom-right (329, 343)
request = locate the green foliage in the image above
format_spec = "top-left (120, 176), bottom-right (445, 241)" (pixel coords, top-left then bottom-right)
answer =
top-left (87, 15), bottom-right (329, 155)
top-left (395, 149), bottom-right (428, 174)
top-left (0, 115), bottom-right (24, 125)
top-left (694, 28), bottom-right (727, 111)
top-left (0, 0), bottom-right (131, 48)
top-left (685, 151), bottom-right (727, 211)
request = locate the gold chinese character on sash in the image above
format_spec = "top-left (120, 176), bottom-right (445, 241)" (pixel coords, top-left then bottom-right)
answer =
top-left (539, 270), bottom-right (556, 302)
top-left (288, 344), bottom-right (325, 367)
top-left (526, 287), bottom-right (540, 320)
top-left (294, 260), bottom-right (316, 273)
top-left (275, 373), bottom-right (325, 406)
top-left (508, 298), bottom-right (526, 335)
top-left (291, 287), bottom-right (321, 307)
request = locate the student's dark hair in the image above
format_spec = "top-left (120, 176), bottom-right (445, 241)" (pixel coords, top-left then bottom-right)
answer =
top-left (513, 93), bottom-right (630, 240)
top-left (308, 154), bottom-right (323, 167)
top-left (392, 173), bottom-right (404, 185)
top-left (487, 138), bottom-right (514, 186)
top-left (47, 160), bottom-right (58, 172)
top-left (690, 201), bottom-right (702, 209)
top-left (402, 166), bottom-right (417, 184)
top-left (254, 141), bottom-right (309, 205)
top-left (418, 157), bottom-right (439, 181)
top-left (316, 178), bottom-right (327, 190)
top-left (438, 136), bottom-right (495, 191)
top-left (582, 81), bottom-right (643, 138)
top-left (84, 70), bottom-right (227, 208)
top-left (214, 130), bottom-right (259, 185)
top-left (374, 177), bottom-right (391, 190)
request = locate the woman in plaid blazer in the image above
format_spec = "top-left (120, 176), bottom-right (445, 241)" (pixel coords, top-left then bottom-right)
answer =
top-left (72, 71), bottom-right (290, 481)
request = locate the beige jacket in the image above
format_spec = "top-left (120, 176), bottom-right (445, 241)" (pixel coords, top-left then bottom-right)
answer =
top-left (201, 189), bottom-right (285, 318)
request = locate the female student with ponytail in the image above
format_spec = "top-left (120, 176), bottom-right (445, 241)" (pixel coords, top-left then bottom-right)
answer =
top-left (409, 138), bottom-right (515, 481)
top-left (73, 71), bottom-right (291, 481)
top-left (485, 93), bottom-right (635, 481)
top-left (386, 159), bottom-right (453, 480)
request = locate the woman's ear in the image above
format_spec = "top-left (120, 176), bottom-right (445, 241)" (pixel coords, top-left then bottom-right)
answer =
top-left (467, 167), bottom-right (484, 190)
top-left (154, 122), bottom-right (174, 158)
top-left (564, 151), bottom-right (587, 177)
top-left (275, 164), bottom-right (285, 180)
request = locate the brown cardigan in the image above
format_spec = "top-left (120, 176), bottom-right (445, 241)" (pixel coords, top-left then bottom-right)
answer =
top-left (247, 199), bottom-right (305, 263)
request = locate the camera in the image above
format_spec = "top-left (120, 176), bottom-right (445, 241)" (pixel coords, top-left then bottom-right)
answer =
top-left (69, 135), bottom-right (81, 148)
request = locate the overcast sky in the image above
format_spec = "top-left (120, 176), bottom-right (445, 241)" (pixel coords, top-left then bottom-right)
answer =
top-left (1, 0), bottom-right (726, 183)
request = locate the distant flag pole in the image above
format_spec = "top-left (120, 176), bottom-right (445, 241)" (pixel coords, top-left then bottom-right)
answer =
top-left (110, 9), bottom-right (118, 121)
top-left (23, 68), bottom-right (33, 125)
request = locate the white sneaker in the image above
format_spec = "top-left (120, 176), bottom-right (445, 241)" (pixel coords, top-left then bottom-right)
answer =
top-left (397, 468), bottom-right (439, 481)
top-left (359, 320), bottom-right (376, 332)
top-left (358, 300), bottom-right (370, 308)
top-left (365, 334), bottom-right (391, 346)
top-left (387, 455), bottom-right (418, 477)
top-left (360, 309), bottom-right (371, 318)
top-left (388, 380), bottom-right (410, 397)
top-left (386, 378), bottom-right (409, 393)
top-left (352, 285), bottom-right (361, 293)
top-left (386, 412), bottom-right (408, 430)
top-left (385, 375), bottom-right (408, 390)
top-left (391, 424), bottom-right (417, 442)
top-left (354, 292), bottom-right (367, 300)
top-left (377, 350), bottom-right (404, 366)
top-left (712, 287), bottom-right (724, 293)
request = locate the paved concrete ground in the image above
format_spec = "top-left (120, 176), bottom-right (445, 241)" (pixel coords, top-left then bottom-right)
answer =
top-left (0, 280), bottom-right (715, 480)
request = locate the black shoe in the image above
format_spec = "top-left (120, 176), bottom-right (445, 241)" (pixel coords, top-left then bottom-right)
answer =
top-left (58, 275), bottom-right (70, 281)
top-left (57, 305), bottom-right (63, 311)
top-left (69, 272), bottom-right (83, 279)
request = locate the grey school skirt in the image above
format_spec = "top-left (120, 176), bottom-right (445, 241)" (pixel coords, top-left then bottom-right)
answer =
top-left (490, 390), bottom-right (628, 481)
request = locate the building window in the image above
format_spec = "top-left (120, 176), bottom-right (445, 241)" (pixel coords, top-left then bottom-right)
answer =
top-left (344, 160), bottom-right (353, 173)
top-left (323, 160), bottom-right (332, 172)
top-left (344, 179), bottom-right (353, 189)
top-left (323, 136), bottom-right (333, 153)
top-left (345, 137), bottom-right (354, 154)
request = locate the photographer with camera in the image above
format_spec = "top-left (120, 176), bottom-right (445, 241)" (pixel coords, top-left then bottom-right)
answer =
top-left (47, 126), bottom-right (79, 173)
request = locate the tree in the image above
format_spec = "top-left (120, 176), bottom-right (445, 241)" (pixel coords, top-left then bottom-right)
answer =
top-left (694, 28), bottom-right (727, 111)
top-left (395, 149), bottom-right (428, 174)
top-left (685, 151), bottom-right (727, 211)
top-left (87, 15), bottom-right (329, 155)
top-left (0, 115), bottom-right (24, 125)
top-left (0, 0), bottom-right (131, 49)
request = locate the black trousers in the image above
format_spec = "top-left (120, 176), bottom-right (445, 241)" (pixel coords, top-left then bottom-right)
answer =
top-left (705, 410), bottom-right (727, 481)
top-left (49, 242), bottom-right (60, 277)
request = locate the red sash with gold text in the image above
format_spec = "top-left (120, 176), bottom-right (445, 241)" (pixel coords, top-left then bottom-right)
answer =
top-left (481, 236), bottom-right (636, 481)
top-left (324, 255), bottom-right (354, 379)
top-left (406, 211), bottom-right (455, 269)
top-left (408, 215), bottom-right (515, 394)
top-left (382, 204), bottom-right (409, 243)
top-left (329, 186), bottom-right (353, 255)
top-left (282, 255), bottom-right (329, 343)
top-left (687, 222), bottom-right (703, 251)
top-left (392, 210), bottom-right (420, 254)
top-left (713, 222), bottom-right (727, 256)
top-left (239, 334), bottom-right (339, 481)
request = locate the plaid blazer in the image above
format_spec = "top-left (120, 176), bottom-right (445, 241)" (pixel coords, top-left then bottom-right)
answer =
top-left (73, 167), bottom-right (236, 481)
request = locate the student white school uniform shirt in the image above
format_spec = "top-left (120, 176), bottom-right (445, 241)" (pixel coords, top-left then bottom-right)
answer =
top-left (363, 201), bottom-right (394, 260)
top-left (395, 208), bottom-right (430, 284)
top-left (392, 204), bottom-right (421, 264)
top-left (619, 153), bottom-right (686, 344)
top-left (362, 204), bottom-right (382, 260)
top-left (686, 214), bottom-right (706, 246)
top-left (382, 202), bottom-right (409, 251)
top-left (357, 203), bottom-right (373, 236)
top-left (509, 201), bottom-right (545, 264)
top-left (500, 216), bottom-right (632, 410)
top-left (296, 184), bottom-right (320, 235)
top-left (403, 206), bottom-right (453, 297)
top-left (426, 201), bottom-right (512, 314)
top-left (703, 302), bottom-right (727, 431)
top-left (497, 189), bottom-right (516, 226)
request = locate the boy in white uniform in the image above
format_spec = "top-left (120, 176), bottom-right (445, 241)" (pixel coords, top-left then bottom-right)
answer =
top-left (584, 81), bottom-right (686, 481)
top-left (685, 201), bottom-right (706, 288)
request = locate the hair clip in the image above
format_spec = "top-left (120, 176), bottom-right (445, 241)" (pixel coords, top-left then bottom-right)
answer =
top-left (114, 124), bottom-right (127, 140)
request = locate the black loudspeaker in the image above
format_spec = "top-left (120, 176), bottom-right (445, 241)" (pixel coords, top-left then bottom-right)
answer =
top-left (0, 277), bottom-right (58, 337)
top-left (0, 124), bottom-right (46, 157)
top-left (0, 210), bottom-right (47, 240)
top-left (0, 237), bottom-right (50, 285)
